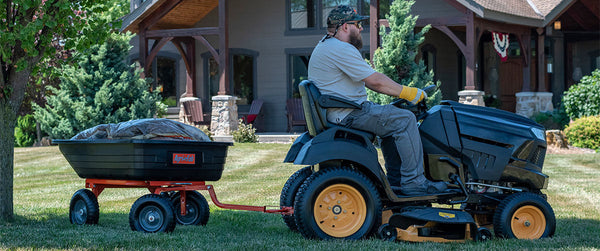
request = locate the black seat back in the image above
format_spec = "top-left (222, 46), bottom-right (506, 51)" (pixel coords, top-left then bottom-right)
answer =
top-left (298, 80), bottom-right (331, 137)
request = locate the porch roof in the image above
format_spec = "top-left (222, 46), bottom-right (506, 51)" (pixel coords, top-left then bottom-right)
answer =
top-left (121, 0), bottom-right (218, 33)
top-left (458, 0), bottom-right (573, 27)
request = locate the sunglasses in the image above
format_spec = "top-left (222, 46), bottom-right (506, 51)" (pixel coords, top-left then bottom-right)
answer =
top-left (346, 21), bottom-right (362, 29)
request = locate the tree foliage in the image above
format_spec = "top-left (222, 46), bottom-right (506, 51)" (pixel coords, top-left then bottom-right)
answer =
top-left (369, 0), bottom-right (441, 106)
top-left (34, 33), bottom-right (160, 139)
top-left (0, 0), bottom-right (127, 221)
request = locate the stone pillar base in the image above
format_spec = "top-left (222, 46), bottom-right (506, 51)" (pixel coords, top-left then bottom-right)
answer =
top-left (211, 95), bottom-right (238, 136)
top-left (515, 92), bottom-right (554, 118)
top-left (179, 96), bottom-right (201, 124)
top-left (458, 90), bottom-right (485, 106)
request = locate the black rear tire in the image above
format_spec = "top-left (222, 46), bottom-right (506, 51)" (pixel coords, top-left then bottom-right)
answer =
top-left (493, 192), bottom-right (555, 239)
top-left (129, 194), bottom-right (176, 233)
top-left (171, 191), bottom-right (210, 226)
top-left (69, 189), bottom-right (99, 225)
top-left (294, 167), bottom-right (382, 240)
top-left (280, 166), bottom-right (312, 232)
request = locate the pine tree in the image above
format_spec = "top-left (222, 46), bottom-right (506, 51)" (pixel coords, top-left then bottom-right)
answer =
top-left (34, 33), bottom-right (160, 139)
top-left (368, 0), bottom-right (441, 106)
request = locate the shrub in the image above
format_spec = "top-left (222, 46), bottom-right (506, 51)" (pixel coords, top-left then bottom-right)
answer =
top-left (369, 0), bottom-right (442, 106)
top-left (33, 33), bottom-right (161, 139)
top-left (232, 119), bottom-right (258, 143)
top-left (531, 105), bottom-right (569, 130)
top-left (562, 69), bottom-right (600, 120)
top-left (14, 115), bottom-right (36, 147)
top-left (564, 116), bottom-right (600, 150)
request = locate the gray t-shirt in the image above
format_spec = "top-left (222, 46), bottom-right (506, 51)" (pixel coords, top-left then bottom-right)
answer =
top-left (308, 37), bottom-right (376, 123)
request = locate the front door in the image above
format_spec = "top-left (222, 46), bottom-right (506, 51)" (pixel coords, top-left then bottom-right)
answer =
top-left (499, 58), bottom-right (523, 112)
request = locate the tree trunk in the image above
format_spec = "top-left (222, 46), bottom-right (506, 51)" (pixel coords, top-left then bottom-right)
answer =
top-left (0, 99), bottom-right (16, 222)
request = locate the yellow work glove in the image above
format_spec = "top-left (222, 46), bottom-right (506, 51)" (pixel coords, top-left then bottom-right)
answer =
top-left (398, 86), bottom-right (427, 104)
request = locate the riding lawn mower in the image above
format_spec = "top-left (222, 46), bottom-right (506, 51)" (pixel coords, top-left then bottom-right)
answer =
top-left (281, 80), bottom-right (555, 242)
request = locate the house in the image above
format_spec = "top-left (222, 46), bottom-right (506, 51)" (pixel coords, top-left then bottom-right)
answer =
top-left (121, 0), bottom-right (599, 133)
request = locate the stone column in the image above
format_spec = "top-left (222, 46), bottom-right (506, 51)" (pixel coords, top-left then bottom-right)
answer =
top-left (537, 92), bottom-right (554, 113)
top-left (211, 95), bottom-right (238, 136)
top-left (458, 90), bottom-right (485, 106)
top-left (515, 92), bottom-right (536, 117)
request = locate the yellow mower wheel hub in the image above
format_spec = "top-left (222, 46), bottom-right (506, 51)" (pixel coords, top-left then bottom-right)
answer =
top-left (313, 184), bottom-right (367, 238)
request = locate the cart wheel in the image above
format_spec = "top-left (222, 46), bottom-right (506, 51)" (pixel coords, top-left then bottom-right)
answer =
top-left (69, 189), bottom-right (99, 225)
top-left (493, 192), bottom-right (555, 239)
top-left (294, 167), bottom-right (382, 240)
top-left (171, 191), bottom-right (210, 226)
top-left (129, 194), bottom-right (176, 233)
top-left (377, 224), bottom-right (397, 241)
top-left (476, 227), bottom-right (493, 241)
top-left (280, 166), bottom-right (312, 232)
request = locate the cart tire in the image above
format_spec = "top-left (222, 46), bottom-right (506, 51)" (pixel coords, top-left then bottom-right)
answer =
top-left (493, 192), bottom-right (555, 239)
top-left (294, 167), bottom-right (382, 240)
top-left (280, 166), bottom-right (312, 232)
top-left (129, 194), bottom-right (176, 233)
top-left (69, 189), bottom-right (99, 225)
top-left (171, 191), bottom-right (210, 226)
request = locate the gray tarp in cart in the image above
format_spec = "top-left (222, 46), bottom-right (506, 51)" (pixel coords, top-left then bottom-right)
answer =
top-left (71, 118), bottom-right (211, 141)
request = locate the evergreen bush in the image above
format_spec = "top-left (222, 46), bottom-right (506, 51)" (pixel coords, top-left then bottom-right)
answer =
top-left (562, 69), bottom-right (600, 120)
top-left (564, 116), bottom-right (600, 150)
top-left (531, 105), bottom-right (569, 130)
top-left (33, 33), bottom-right (160, 139)
top-left (232, 119), bottom-right (258, 143)
top-left (369, 0), bottom-right (441, 106)
top-left (14, 115), bottom-right (36, 147)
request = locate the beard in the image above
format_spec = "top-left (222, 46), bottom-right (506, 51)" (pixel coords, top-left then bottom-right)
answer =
top-left (349, 30), bottom-right (363, 50)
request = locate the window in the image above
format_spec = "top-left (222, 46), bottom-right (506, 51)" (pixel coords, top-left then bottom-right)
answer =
top-left (142, 56), bottom-right (178, 107)
top-left (203, 49), bottom-right (258, 106)
top-left (288, 53), bottom-right (311, 98)
top-left (287, 0), bottom-right (372, 33)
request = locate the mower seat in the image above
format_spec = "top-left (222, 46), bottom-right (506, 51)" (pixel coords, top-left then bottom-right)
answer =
top-left (298, 80), bottom-right (374, 141)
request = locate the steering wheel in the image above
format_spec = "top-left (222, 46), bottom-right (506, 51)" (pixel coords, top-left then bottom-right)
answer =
top-left (390, 85), bottom-right (437, 120)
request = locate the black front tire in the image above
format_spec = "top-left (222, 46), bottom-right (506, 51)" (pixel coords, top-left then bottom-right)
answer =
top-left (493, 192), bottom-right (555, 239)
top-left (294, 167), bottom-right (382, 240)
top-left (171, 191), bottom-right (210, 226)
top-left (69, 189), bottom-right (99, 225)
top-left (129, 194), bottom-right (176, 233)
top-left (280, 166), bottom-right (312, 232)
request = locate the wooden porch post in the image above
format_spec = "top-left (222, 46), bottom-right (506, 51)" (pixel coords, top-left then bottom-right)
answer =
top-left (139, 25), bottom-right (148, 78)
top-left (536, 28), bottom-right (546, 92)
top-left (184, 38), bottom-right (196, 97)
top-left (369, 0), bottom-right (379, 65)
top-left (521, 31), bottom-right (532, 92)
top-left (465, 10), bottom-right (476, 90)
top-left (218, 0), bottom-right (229, 95)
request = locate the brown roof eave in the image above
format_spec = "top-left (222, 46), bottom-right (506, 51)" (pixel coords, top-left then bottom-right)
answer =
top-left (120, 0), bottom-right (166, 33)
top-left (482, 9), bottom-right (544, 27)
top-left (542, 0), bottom-right (576, 27)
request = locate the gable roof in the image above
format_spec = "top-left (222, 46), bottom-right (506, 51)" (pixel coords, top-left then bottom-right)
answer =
top-left (457, 0), bottom-right (574, 27)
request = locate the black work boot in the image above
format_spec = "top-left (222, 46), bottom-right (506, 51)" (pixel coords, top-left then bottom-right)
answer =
top-left (401, 180), bottom-right (448, 196)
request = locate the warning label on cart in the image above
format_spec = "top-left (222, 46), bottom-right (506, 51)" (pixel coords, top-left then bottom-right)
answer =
top-left (173, 153), bottom-right (196, 164)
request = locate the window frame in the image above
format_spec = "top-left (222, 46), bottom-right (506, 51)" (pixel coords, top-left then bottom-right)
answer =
top-left (285, 0), bottom-right (371, 36)
top-left (201, 48), bottom-right (259, 107)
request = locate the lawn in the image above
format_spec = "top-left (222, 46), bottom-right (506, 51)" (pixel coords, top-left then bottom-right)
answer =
top-left (2, 143), bottom-right (599, 250)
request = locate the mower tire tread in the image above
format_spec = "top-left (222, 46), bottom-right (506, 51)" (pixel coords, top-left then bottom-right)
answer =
top-left (280, 166), bottom-right (312, 232)
top-left (493, 192), bottom-right (555, 239)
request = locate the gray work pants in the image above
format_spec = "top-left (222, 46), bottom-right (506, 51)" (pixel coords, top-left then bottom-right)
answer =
top-left (339, 101), bottom-right (426, 187)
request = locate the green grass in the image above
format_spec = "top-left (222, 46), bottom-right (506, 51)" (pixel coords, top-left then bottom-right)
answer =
top-left (2, 144), bottom-right (600, 250)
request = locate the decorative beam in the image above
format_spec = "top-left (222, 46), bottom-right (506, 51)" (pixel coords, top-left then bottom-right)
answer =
top-left (146, 27), bottom-right (220, 38)
top-left (139, 0), bottom-right (183, 30)
top-left (441, 0), bottom-right (468, 13)
top-left (193, 36), bottom-right (220, 66)
top-left (566, 9), bottom-right (594, 30)
top-left (172, 39), bottom-right (191, 74)
top-left (432, 25), bottom-right (467, 57)
top-left (144, 37), bottom-right (174, 73)
top-left (580, 0), bottom-right (600, 19)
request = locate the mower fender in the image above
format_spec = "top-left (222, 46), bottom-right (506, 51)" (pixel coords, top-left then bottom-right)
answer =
top-left (292, 129), bottom-right (385, 185)
top-left (283, 132), bottom-right (311, 163)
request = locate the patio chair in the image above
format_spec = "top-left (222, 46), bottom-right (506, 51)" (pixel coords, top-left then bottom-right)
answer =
top-left (182, 100), bottom-right (211, 127)
top-left (286, 98), bottom-right (306, 132)
top-left (241, 99), bottom-right (264, 131)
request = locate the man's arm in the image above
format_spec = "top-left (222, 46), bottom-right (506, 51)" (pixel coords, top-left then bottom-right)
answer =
top-left (363, 72), bottom-right (426, 104)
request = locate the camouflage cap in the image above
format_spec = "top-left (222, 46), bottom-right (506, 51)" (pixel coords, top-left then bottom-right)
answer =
top-left (326, 5), bottom-right (369, 27)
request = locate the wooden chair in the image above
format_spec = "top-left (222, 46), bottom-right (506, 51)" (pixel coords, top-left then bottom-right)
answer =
top-left (182, 100), bottom-right (210, 126)
top-left (286, 98), bottom-right (306, 132)
top-left (241, 99), bottom-right (264, 131)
